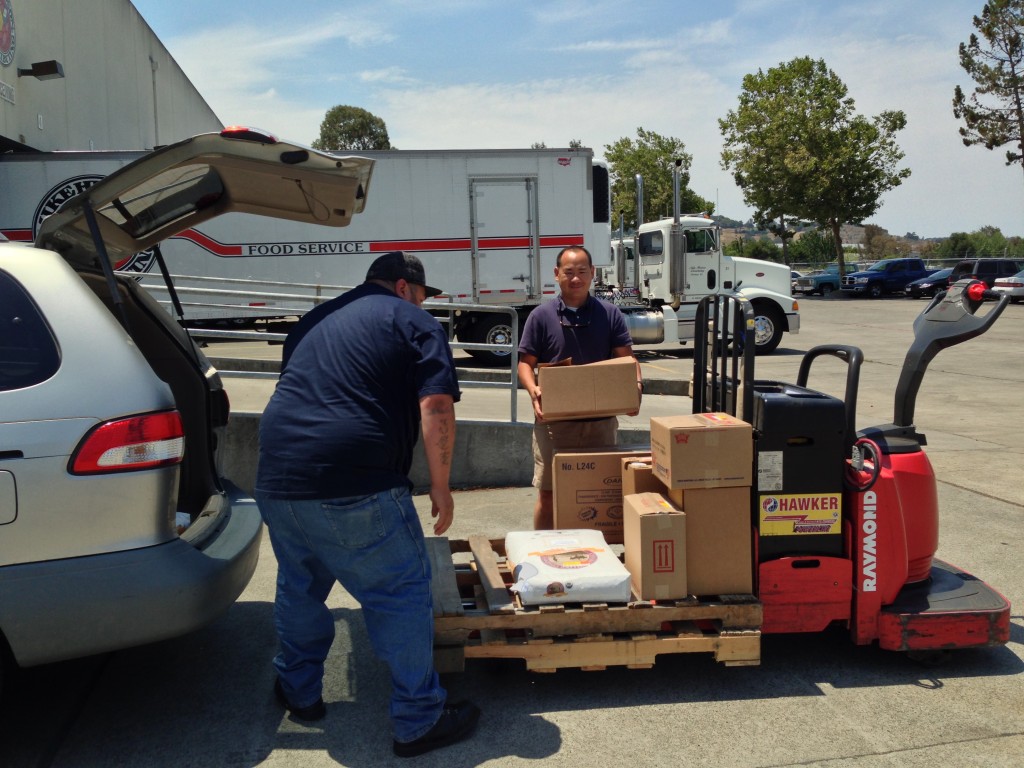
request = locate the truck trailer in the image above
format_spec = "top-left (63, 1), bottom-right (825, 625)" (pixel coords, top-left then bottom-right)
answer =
top-left (1, 141), bottom-right (799, 361)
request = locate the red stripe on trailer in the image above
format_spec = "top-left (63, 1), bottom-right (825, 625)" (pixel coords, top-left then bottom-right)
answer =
top-left (173, 229), bottom-right (244, 256)
top-left (1, 229), bottom-right (33, 242)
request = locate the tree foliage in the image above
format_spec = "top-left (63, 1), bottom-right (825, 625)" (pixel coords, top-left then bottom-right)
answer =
top-left (719, 57), bottom-right (911, 275)
top-left (787, 228), bottom-right (838, 265)
top-left (724, 236), bottom-right (780, 261)
top-left (936, 225), bottom-right (1023, 257)
top-left (604, 128), bottom-right (714, 229)
top-left (952, 0), bottom-right (1024, 184)
top-left (311, 105), bottom-right (392, 151)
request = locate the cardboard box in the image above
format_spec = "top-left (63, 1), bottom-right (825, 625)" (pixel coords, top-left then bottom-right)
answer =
top-left (623, 492), bottom-right (687, 600)
top-left (620, 455), bottom-right (656, 496)
top-left (650, 413), bottom-right (753, 489)
top-left (553, 448), bottom-right (647, 543)
top-left (538, 357), bottom-right (639, 421)
top-left (621, 456), bottom-right (683, 507)
top-left (675, 486), bottom-right (753, 595)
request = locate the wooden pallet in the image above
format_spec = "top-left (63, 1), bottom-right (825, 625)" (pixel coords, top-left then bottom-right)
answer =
top-left (429, 535), bottom-right (762, 673)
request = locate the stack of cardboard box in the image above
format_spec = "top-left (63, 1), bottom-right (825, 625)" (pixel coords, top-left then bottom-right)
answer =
top-left (539, 360), bottom-right (754, 603)
top-left (551, 412), bottom-right (754, 602)
top-left (625, 412), bottom-right (753, 600)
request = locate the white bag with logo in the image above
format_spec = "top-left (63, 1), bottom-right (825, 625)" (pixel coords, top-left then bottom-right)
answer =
top-left (505, 529), bottom-right (631, 606)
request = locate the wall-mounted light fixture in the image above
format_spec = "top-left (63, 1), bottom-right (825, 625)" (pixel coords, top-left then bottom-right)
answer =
top-left (17, 60), bottom-right (65, 81)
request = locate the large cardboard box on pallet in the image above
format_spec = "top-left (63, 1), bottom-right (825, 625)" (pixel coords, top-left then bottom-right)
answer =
top-left (674, 486), bottom-right (753, 595)
top-left (538, 357), bottom-right (639, 421)
top-left (650, 413), bottom-right (753, 490)
top-left (625, 457), bottom-right (753, 595)
top-left (553, 447), bottom-right (647, 543)
top-left (623, 493), bottom-right (687, 600)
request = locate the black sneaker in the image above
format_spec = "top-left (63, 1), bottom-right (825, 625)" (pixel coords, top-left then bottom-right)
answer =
top-left (393, 700), bottom-right (481, 758)
top-left (273, 678), bottom-right (326, 722)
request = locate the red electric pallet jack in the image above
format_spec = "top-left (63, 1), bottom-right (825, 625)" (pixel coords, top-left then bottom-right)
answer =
top-left (695, 279), bottom-right (1012, 654)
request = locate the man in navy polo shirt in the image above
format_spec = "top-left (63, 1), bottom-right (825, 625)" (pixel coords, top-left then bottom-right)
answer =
top-left (518, 245), bottom-right (642, 529)
top-left (256, 252), bottom-right (480, 758)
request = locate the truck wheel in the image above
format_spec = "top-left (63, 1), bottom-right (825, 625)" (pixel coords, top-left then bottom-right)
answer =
top-left (820, 283), bottom-right (834, 296)
top-left (752, 304), bottom-right (784, 355)
top-left (468, 314), bottom-right (516, 366)
top-left (868, 283), bottom-right (884, 299)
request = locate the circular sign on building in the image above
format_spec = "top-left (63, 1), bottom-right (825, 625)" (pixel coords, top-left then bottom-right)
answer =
top-left (0, 0), bottom-right (15, 68)
top-left (34, 175), bottom-right (157, 274)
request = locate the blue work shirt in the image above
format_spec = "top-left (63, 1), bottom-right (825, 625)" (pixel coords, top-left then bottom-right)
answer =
top-left (256, 282), bottom-right (461, 499)
top-left (518, 294), bottom-right (633, 365)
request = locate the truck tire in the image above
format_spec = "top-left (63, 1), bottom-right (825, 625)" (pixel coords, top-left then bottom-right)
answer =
top-left (868, 283), bottom-right (884, 299)
top-left (820, 283), bottom-right (835, 296)
top-left (468, 314), bottom-right (516, 366)
top-left (751, 303), bottom-right (784, 355)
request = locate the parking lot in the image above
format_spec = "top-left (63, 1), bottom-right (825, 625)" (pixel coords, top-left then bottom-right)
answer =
top-left (3, 295), bottom-right (1022, 767)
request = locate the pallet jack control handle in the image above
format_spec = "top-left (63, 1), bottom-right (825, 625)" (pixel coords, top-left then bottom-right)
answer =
top-left (894, 279), bottom-right (1010, 427)
top-left (796, 344), bottom-right (864, 450)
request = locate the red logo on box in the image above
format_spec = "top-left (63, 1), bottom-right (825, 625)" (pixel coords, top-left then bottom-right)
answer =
top-left (653, 540), bottom-right (675, 572)
top-left (673, 434), bottom-right (690, 444)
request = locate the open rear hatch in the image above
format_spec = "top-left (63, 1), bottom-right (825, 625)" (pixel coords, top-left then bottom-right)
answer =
top-left (33, 128), bottom-right (374, 530)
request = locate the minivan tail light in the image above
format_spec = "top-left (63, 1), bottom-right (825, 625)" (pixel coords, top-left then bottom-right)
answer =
top-left (70, 411), bottom-right (185, 474)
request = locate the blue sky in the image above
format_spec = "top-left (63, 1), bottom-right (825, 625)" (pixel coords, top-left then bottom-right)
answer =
top-left (131, 0), bottom-right (1023, 239)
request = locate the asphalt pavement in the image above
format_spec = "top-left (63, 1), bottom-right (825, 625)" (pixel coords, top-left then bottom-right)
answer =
top-left (2, 294), bottom-right (1022, 767)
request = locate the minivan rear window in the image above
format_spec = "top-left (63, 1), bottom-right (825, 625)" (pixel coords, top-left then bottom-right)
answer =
top-left (0, 271), bottom-right (61, 391)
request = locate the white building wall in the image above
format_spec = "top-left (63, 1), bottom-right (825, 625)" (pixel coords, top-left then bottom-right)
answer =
top-left (0, 0), bottom-right (220, 152)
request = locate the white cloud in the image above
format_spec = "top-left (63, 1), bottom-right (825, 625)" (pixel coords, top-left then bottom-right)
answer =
top-left (149, 1), bottom-right (1024, 238)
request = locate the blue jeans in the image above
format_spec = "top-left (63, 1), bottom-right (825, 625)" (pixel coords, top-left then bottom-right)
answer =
top-left (255, 486), bottom-right (445, 742)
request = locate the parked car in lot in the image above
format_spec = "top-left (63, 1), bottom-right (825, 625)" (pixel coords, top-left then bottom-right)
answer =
top-left (0, 128), bottom-right (374, 696)
top-left (793, 263), bottom-right (856, 296)
top-left (993, 269), bottom-right (1024, 303)
top-left (840, 257), bottom-right (932, 298)
top-left (947, 258), bottom-right (1023, 289)
top-left (790, 270), bottom-right (803, 291)
top-left (905, 268), bottom-right (953, 299)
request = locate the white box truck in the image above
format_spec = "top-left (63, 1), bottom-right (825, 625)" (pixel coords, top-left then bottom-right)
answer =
top-left (1, 145), bottom-right (610, 363)
top-left (1, 142), bottom-right (798, 361)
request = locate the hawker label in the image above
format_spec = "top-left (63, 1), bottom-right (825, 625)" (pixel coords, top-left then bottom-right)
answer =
top-left (759, 493), bottom-right (842, 535)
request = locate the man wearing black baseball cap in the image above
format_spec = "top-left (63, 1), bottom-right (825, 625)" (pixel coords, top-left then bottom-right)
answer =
top-left (364, 250), bottom-right (444, 299)
top-left (256, 251), bottom-right (480, 757)
top-left (282, 251), bottom-right (442, 366)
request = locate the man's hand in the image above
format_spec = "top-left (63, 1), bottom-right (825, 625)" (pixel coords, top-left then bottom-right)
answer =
top-left (530, 385), bottom-right (544, 421)
top-left (420, 393), bottom-right (456, 536)
top-left (429, 486), bottom-right (455, 535)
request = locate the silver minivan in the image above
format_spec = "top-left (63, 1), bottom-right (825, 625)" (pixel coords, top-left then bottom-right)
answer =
top-left (0, 129), bottom-right (373, 694)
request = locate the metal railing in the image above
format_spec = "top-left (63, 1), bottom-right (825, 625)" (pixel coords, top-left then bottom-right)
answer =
top-left (126, 273), bottom-right (523, 421)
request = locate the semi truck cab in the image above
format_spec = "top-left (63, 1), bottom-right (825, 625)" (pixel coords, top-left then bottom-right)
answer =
top-left (600, 215), bottom-right (799, 354)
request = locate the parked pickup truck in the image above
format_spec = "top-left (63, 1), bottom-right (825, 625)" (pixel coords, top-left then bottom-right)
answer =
top-left (793, 264), bottom-right (856, 296)
top-left (841, 257), bottom-right (932, 298)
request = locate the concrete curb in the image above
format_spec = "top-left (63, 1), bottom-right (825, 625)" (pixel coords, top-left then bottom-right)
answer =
top-left (210, 356), bottom-right (689, 396)
top-left (223, 413), bottom-right (652, 495)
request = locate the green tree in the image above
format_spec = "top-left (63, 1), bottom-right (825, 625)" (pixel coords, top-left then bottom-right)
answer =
top-left (604, 128), bottom-right (714, 228)
top-left (788, 228), bottom-right (836, 265)
top-left (862, 224), bottom-right (890, 260)
top-left (311, 105), bottom-right (392, 151)
top-left (720, 57), bottom-right (911, 275)
top-left (745, 237), bottom-right (782, 261)
top-left (953, 0), bottom-right (1024, 187)
top-left (937, 231), bottom-right (975, 258)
